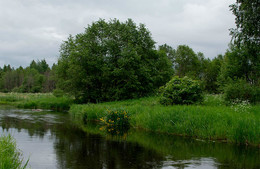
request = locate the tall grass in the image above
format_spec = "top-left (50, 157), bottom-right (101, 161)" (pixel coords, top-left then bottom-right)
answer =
top-left (0, 134), bottom-right (29, 169)
top-left (0, 93), bottom-right (73, 111)
top-left (69, 95), bottom-right (260, 145)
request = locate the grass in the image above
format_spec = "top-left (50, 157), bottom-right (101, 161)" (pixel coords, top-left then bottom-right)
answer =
top-left (69, 95), bottom-right (260, 146)
top-left (0, 134), bottom-right (29, 169)
top-left (0, 93), bottom-right (73, 111)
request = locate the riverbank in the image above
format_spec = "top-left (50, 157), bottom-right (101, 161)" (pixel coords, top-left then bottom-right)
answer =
top-left (69, 95), bottom-right (260, 146)
top-left (0, 93), bottom-right (73, 111)
top-left (0, 134), bottom-right (28, 169)
top-left (1, 93), bottom-right (259, 146)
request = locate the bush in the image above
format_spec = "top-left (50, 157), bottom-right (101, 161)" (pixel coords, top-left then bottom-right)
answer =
top-left (224, 79), bottom-right (260, 104)
top-left (53, 89), bottom-right (65, 97)
top-left (159, 76), bottom-right (203, 105)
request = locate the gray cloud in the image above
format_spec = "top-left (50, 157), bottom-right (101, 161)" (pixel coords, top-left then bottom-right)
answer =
top-left (0, 0), bottom-right (236, 68)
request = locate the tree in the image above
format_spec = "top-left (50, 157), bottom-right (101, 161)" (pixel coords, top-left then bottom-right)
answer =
top-left (42, 64), bottom-right (56, 92)
top-left (57, 19), bottom-right (173, 103)
top-left (203, 55), bottom-right (223, 93)
top-left (229, 0), bottom-right (260, 84)
top-left (21, 68), bottom-right (44, 93)
top-left (174, 45), bottom-right (201, 78)
top-left (30, 59), bottom-right (50, 74)
top-left (230, 0), bottom-right (260, 49)
top-left (158, 44), bottom-right (176, 65)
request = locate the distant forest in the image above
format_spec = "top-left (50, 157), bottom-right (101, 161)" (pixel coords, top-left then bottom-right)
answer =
top-left (0, 59), bottom-right (56, 93)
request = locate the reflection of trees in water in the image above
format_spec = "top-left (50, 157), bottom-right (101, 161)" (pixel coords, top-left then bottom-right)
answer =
top-left (54, 126), bottom-right (164, 169)
top-left (1, 116), bottom-right (50, 138)
top-left (0, 111), bottom-right (259, 169)
top-left (125, 130), bottom-right (260, 169)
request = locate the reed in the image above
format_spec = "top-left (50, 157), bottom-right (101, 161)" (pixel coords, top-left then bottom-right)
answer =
top-left (0, 134), bottom-right (29, 169)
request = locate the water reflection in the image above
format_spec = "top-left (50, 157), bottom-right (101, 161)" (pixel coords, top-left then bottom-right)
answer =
top-left (0, 107), bottom-right (259, 169)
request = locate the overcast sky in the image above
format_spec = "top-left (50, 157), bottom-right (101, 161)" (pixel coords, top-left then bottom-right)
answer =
top-left (0, 0), bottom-right (236, 68)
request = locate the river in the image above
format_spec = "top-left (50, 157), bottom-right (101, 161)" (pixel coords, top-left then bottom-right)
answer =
top-left (0, 107), bottom-right (259, 169)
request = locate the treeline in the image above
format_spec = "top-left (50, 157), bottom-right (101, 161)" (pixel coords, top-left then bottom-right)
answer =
top-left (0, 43), bottom-right (223, 95)
top-left (0, 60), bottom-right (56, 93)
top-left (158, 44), bottom-right (223, 93)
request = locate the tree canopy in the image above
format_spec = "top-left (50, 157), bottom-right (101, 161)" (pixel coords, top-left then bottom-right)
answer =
top-left (56, 19), bottom-right (173, 103)
top-left (229, 0), bottom-right (260, 84)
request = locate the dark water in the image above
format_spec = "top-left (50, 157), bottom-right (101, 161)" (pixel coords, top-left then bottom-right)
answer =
top-left (0, 107), bottom-right (259, 169)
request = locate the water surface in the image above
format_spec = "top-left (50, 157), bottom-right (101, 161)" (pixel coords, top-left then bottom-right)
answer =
top-left (0, 107), bottom-right (259, 169)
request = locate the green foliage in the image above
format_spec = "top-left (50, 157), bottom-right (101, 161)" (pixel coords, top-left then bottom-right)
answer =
top-left (0, 134), bottom-right (29, 169)
top-left (57, 19), bottom-right (173, 103)
top-left (0, 61), bottom-right (56, 93)
top-left (17, 96), bottom-right (73, 111)
top-left (30, 59), bottom-right (50, 74)
top-left (218, 45), bottom-right (259, 87)
top-left (202, 94), bottom-right (224, 106)
top-left (174, 45), bottom-right (201, 78)
top-left (159, 76), bottom-right (203, 105)
top-left (203, 55), bottom-right (223, 93)
top-left (230, 0), bottom-right (260, 50)
top-left (53, 89), bottom-right (65, 97)
top-left (158, 44), bottom-right (176, 65)
top-left (69, 96), bottom-right (260, 145)
top-left (0, 93), bottom-right (73, 111)
top-left (224, 79), bottom-right (260, 104)
top-left (229, 0), bottom-right (260, 84)
top-left (100, 110), bottom-right (130, 135)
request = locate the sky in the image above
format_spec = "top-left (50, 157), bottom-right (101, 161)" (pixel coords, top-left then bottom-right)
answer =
top-left (0, 0), bottom-right (236, 68)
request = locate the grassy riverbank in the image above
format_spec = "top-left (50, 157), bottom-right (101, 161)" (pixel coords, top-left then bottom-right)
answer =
top-left (0, 134), bottom-right (28, 169)
top-left (70, 95), bottom-right (260, 146)
top-left (0, 93), bottom-right (73, 111)
top-left (1, 93), bottom-right (259, 146)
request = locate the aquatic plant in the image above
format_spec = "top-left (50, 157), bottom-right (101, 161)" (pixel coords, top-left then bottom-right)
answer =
top-left (100, 110), bottom-right (130, 135)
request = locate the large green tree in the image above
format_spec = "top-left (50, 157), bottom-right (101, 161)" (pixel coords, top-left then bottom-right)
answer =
top-left (174, 45), bottom-right (201, 79)
top-left (229, 0), bottom-right (260, 84)
top-left (57, 19), bottom-right (173, 103)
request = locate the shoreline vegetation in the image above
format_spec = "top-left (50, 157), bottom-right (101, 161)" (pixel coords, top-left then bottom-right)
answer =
top-left (0, 92), bottom-right (259, 147)
top-left (0, 134), bottom-right (29, 169)
top-left (69, 95), bottom-right (260, 146)
top-left (0, 92), bottom-right (73, 111)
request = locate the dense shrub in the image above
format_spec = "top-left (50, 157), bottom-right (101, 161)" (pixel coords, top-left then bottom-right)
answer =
top-left (224, 79), bottom-right (260, 104)
top-left (159, 76), bottom-right (203, 105)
